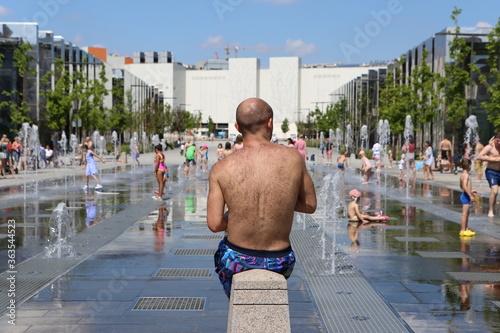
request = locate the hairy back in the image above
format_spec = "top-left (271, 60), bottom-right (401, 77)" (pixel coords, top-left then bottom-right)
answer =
top-left (215, 143), bottom-right (305, 249)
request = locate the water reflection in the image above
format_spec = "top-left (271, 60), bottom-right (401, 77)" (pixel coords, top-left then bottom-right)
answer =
top-left (85, 196), bottom-right (98, 228)
top-left (185, 185), bottom-right (197, 214)
top-left (347, 221), bottom-right (386, 252)
top-left (153, 203), bottom-right (170, 253)
top-left (459, 237), bottom-right (473, 323)
top-left (0, 165), bottom-right (153, 273)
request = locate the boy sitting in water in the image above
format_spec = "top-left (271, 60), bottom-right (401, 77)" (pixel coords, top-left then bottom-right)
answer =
top-left (347, 189), bottom-right (388, 224)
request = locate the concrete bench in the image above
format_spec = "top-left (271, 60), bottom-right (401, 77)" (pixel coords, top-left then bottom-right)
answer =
top-left (227, 269), bottom-right (290, 333)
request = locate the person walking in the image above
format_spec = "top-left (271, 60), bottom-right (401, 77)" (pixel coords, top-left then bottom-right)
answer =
top-left (207, 98), bottom-right (317, 298)
top-left (423, 141), bottom-right (435, 180)
top-left (294, 134), bottom-right (308, 160)
top-left (11, 136), bottom-right (21, 173)
top-left (183, 141), bottom-right (197, 177)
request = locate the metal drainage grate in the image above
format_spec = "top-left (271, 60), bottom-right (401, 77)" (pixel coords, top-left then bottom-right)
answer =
top-left (416, 251), bottom-right (472, 259)
top-left (190, 222), bottom-right (209, 229)
top-left (447, 272), bottom-right (500, 282)
top-left (154, 268), bottom-right (212, 278)
top-left (181, 235), bottom-right (223, 240)
top-left (132, 297), bottom-right (206, 311)
top-left (172, 249), bottom-right (215, 256)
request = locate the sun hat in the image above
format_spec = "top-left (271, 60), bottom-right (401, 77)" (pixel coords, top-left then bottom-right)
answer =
top-left (348, 189), bottom-right (361, 198)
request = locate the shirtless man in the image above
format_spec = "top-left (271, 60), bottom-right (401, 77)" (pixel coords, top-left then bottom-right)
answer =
top-left (477, 132), bottom-right (500, 217)
top-left (207, 98), bottom-right (317, 298)
top-left (440, 136), bottom-right (452, 162)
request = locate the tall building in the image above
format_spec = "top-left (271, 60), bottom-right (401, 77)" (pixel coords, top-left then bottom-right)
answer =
top-left (125, 56), bottom-right (386, 138)
top-left (0, 22), bottom-right (153, 142)
top-left (333, 25), bottom-right (495, 151)
top-left (0, 21), bottom-right (387, 142)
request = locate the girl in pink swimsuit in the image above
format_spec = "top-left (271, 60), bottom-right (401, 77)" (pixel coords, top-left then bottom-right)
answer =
top-left (153, 144), bottom-right (168, 200)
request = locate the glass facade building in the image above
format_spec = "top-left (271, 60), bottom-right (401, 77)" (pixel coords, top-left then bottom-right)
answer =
top-left (333, 26), bottom-right (496, 152)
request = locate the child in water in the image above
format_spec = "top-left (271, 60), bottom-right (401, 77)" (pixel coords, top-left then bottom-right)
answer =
top-left (398, 153), bottom-right (406, 182)
top-left (459, 159), bottom-right (477, 236)
top-left (347, 189), bottom-right (388, 224)
top-left (82, 144), bottom-right (105, 190)
top-left (337, 151), bottom-right (348, 173)
top-left (153, 144), bottom-right (168, 201)
top-left (359, 151), bottom-right (372, 184)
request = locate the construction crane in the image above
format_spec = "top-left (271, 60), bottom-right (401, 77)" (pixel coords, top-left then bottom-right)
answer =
top-left (224, 45), bottom-right (283, 59)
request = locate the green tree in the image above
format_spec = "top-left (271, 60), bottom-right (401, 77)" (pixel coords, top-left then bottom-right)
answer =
top-left (0, 42), bottom-right (36, 128)
top-left (207, 116), bottom-right (215, 135)
top-left (444, 7), bottom-right (474, 124)
top-left (411, 49), bottom-right (445, 136)
top-left (144, 97), bottom-right (168, 135)
top-left (171, 108), bottom-right (202, 135)
top-left (42, 59), bottom-right (74, 132)
top-left (163, 103), bottom-right (173, 132)
top-left (379, 60), bottom-right (414, 148)
top-left (480, 16), bottom-right (500, 131)
top-left (89, 65), bottom-right (109, 132)
top-left (315, 103), bottom-right (344, 134)
top-left (379, 57), bottom-right (416, 152)
top-left (108, 79), bottom-right (132, 137)
top-left (281, 118), bottom-right (290, 134)
top-left (73, 62), bottom-right (109, 134)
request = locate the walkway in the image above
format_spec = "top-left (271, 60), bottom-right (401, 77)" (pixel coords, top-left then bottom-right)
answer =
top-left (0, 141), bottom-right (498, 332)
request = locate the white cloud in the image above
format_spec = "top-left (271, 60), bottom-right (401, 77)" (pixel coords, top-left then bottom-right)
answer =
top-left (284, 38), bottom-right (316, 57)
top-left (462, 21), bottom-right (494, 34)
top-left (475, 21), bottom-right (493, 28)
top-left (72, 34), bottom-right (85, 45)
top-left (201, 36), bottom-right (226, 49)
top-left (0, 6), bottom-right (11, 16)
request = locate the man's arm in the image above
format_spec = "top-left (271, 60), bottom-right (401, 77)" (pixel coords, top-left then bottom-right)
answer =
top-left (294, 162), bottom-right (317, 214)
top-left (477, 145), bottom-right (494, 162)
top-left (207, 167), bottom-right (228, 233)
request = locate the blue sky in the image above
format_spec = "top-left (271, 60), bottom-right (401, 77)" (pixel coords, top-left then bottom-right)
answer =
top-left (1, 0), bottom-right (499, 67)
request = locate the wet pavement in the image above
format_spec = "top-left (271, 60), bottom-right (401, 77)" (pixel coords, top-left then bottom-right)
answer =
top-left (0, 143), bottom-right (498, 332)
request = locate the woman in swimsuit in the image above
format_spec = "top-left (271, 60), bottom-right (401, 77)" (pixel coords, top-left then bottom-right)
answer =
top-left (153, 144), bottom-right (168, 201)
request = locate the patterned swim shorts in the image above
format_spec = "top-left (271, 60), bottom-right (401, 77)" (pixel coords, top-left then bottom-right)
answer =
top-left (214, 237), bottom-right (295, 297)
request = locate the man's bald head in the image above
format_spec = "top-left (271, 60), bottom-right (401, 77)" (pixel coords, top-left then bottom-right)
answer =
top-left (236, 98), bottom-right (273, 134)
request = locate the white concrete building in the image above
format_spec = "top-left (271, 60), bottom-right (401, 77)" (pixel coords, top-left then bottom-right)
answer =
top-left (124, 56), bottom-right (386, 138)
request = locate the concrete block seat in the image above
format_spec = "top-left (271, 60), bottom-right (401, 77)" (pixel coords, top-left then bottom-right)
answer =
top-left (227, 269), bottom-right (291, 333)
